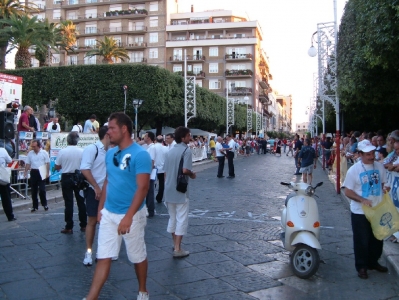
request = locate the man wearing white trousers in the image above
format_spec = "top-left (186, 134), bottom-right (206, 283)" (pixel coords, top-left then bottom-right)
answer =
top-left (164, 126), bottom-right (196, 258)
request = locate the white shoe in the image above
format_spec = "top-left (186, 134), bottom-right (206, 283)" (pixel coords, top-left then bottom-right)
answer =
top-left (173, 249), bottom-right (189, 258)
top-left (111, 256), bottom-right (118, 261)
top-left (83, 251), bottom-right (92, 266)
top-left (137, 291), bottom-right (149, 300)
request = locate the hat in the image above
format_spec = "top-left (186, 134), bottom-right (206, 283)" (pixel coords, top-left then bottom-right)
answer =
top-left (376, 147), bottom-right (388, 157)
top-left (357, 140), bottom-right (376, 153)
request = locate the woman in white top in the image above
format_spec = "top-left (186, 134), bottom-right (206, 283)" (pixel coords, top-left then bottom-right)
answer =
top-left (0, 148), bottom-right (15, 221)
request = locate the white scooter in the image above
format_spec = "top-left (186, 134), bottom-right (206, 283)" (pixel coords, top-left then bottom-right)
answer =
top-left (280, 181), bottom-right (323, 279)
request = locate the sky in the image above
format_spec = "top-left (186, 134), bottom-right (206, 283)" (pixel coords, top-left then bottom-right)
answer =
top-left (178, 0), bottom-right (348, 126)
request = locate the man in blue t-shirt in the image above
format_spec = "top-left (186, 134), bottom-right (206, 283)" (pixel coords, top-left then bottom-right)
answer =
top-left (298, 138), bottom-right (317, 184)
top-left (293, 134), bottom-right (303, 175)
top-left (85, 112), bottom-right (151, 300)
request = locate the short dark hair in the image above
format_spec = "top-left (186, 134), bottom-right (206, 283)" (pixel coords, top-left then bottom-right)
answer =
top-left (67, 132), bottom-right (79, 145)
top-left (90, 114), bottom-right (96, 120)
top-left (109, 112), bottom-right (133, 136)
top-left (156, 136), bottom-right (163, 143)
top-left (31, 139), bottom-right (41, 148)
top-left (98, 126), bottom-right (108, 140)
top-left (175, 126), bottom-right (190, 143)
top-left (146, 131), bottom-right (155, 142)
top-left (166, 133), bottom-right (174, 139)
top-left (305, 138), bottom-right (311, 145)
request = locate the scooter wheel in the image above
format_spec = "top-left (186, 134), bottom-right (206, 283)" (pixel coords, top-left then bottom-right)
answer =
top-left (290, 243), bottom-right (320, 279)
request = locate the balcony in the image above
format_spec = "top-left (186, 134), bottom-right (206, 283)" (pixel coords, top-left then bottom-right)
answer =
top-left (174, 71), bottom-right (206, 79)
top-left (225, 87), bottom-right (253, 96)
top-left (259, 76), bottom-right (269, 89)
top-left (63, 10), bottom-right (147, 23)
top-left (225, 69), bottom-right (253, 78)
top-left (35, 3), bottom-right (46, 10)
top-left (103, 26), bottom-right (146, 33)
top-left (225, 53), bottom-right (252, 61)
top-left (259, 91), bottom-right (271, 105)
top-left (59, 58), bottom-right (147, 66)
top-left (169, 55), bottom-right (206, 63)
top-left (167, 35), bottom-right (256, 42)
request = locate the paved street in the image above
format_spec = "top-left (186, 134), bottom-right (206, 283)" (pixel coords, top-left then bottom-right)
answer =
top-left (1, 152), bottom-right (399, 299)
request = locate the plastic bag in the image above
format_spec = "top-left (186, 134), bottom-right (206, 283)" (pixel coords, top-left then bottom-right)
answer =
top-left (363, 193), bottom-right (399, 240)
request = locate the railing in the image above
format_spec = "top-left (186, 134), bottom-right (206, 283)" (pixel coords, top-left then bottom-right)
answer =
top-left (225, 53), bottom-right (253, 60)
top-left (103, 25), bottom-right (147, 32)
top-left (104, 9), bottom-right (148, 16)
top-left (169, 55), bottom-right (206, 62)
top-left (60, 58), bottom-right (146, 66)
top-left (63, 0), bottom-right (148, 6)
top-left (174, 71), bottom-right (206, 78)
top-left (63, 10), bottom-right (147, 21)
top-left (167, 36), bottom-right (256, 42)
top-left (170, 18), bottom-right (239, 25)
top-left (225, 69), bottom-right (253, 76)
top-left (225, 87), bottom-right (253, 94)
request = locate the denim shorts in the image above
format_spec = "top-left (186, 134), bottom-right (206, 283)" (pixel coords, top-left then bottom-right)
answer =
top-left (84, 187), bottom-right (99, 217)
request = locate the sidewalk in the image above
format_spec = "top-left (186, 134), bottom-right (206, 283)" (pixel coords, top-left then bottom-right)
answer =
top-left (319, 159), bottom-right (399, 279)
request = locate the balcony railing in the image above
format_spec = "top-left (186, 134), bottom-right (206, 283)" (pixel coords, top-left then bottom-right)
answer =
top-left (225, 69), bottom-right (253, 77)
top-left (174, 71), bottom-right (206, 78)
top-left (60, 58), bottom-right (146, 66)
top-left (225, 87), bottom-right (253, 95)
top-left (103, 26), bottom-right (147, 33)
top-left (169, 55), bottom-right (206, 62)
top-left (167, 36), bottom-right (256, 42)
top-left (170, 18), bottom-right (243, 25)
top-left (225, 53), bottom-right (253, 60)
top-left (63, 10), bottom-right (147, 22)
top-left (104, 9), bottom-right (148, 16)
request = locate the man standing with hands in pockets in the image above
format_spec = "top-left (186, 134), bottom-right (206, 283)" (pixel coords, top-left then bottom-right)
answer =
top-left (84, 113), bottom-right (152, 300)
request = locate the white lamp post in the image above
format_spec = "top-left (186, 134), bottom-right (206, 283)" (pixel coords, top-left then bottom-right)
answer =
top-left (244, 95), bottom-right (251, 137)
top-left (132, 99), bottom-right (144, 138)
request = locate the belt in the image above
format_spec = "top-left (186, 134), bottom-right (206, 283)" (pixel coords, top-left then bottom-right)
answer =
top-left (31, 169), bottom-right (39, 171)
top-left (62, 173), bottom-right (75, 175)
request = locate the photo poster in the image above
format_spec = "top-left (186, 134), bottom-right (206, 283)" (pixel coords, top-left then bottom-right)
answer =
top-left (0, 73), bottom-right (23, 122)
top-left (50, 133), bottom-right (99, 182)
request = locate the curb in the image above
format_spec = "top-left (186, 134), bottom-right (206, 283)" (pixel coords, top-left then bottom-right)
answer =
top-left (318, 158), bottom-right (399, 278)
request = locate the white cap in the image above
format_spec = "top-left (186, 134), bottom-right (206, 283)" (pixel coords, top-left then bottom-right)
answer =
top-left (357, 140), bottom-right (376, 153)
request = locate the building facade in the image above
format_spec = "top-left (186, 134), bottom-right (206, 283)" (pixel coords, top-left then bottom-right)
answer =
top-left (30, 0), bottom-right (175, 67)
top-left (165, 9), bottom-right (272, 114)
top-left (296, 121), bottom-right (309, 134)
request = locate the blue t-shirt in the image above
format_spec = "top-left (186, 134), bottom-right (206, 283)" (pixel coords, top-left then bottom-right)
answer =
top-left (298, 145), bottom-right (316, 167)
top-left (104, 143), bottom-right (152, 214)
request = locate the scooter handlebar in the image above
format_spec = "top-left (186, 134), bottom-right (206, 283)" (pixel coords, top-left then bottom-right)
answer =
top-left (280, 182), bottom-right (291, 186)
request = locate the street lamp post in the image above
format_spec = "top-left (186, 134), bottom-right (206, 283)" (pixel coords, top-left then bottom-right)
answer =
top-left (308, 0), bottom-right (340, 194)
top-left (123, 85), bottom-right (128, 114)
top-left (244, 95), bottom-right (251, 137)
top-left (132, 99), bottom-right (144, 138)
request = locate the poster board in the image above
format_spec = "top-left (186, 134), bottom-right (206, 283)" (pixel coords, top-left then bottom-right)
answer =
top-left (0, 73), bottom-right (23, 122)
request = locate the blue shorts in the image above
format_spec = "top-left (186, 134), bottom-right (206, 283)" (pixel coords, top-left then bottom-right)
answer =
top-left (84, 187), bottom-right (99, 217)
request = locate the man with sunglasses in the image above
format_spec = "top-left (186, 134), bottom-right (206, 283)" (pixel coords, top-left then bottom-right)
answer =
top-left (343, 139), bottom-right (390, 280)
top-left (85, 113), bottom-right (151, 300)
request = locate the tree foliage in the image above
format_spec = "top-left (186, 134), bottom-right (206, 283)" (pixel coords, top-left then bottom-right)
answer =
top-left (337, 0), bottom-right (399, 132)
top-left (2, 64), bottom-right (248, 133)
top-left (85, 36), bottom-right (129, 64)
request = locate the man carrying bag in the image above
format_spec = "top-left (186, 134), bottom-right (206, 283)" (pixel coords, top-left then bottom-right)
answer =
top-left (164, 126), bottom-right (196, 258)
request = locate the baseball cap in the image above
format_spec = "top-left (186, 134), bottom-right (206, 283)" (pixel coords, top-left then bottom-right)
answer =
top-left (357, 140), bottom-right (376, 152)
top-left (376, 147), bottom-right (388, 157)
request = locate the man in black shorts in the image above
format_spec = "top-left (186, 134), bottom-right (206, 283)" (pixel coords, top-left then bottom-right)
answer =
top-left (81, 126), bottom-right (110, 266)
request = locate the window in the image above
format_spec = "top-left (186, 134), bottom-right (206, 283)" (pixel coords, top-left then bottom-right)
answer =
top-left (85, 8), bottom-right (97, 18)
top-left (67, 11), bottom-right (78, 20)
top-left (193, 64), bottom-right (202, 74)
top-left (129, 51), bottom-right (143, 62)
top-left (53, 9), bottom-right (60, 19)
top-left (149, 48), bottom-right (158, 59)
top-left (173, 65), bottom-right (182, 72)
top-left (149, 32), bottom-right (158, 43)
top-left (68, 56), bottom-right (78, 65)
top-left (209, 47), bottom-right (218, 57)
top-left (52, 54), bottom-right (60, 64)
top-left (232, 64), bottom-right (246, 70)
top-left (68, 0), bottom-right (78, 4)
top-left (209, 63), bottom-right (218, 73)
top-left (113, 36), bottom-right (122, 46)
top-left (234, 81), bottom-right (246, 87)
top-left (195, 80), bottom-right (202, 87)
top-left (84, 38), bottom-right (96, 46)
top-left (149, 17), bottom-right (158, 27)
top-left (193, 47), bottom-right (202, 59)
top-left (110, 22), bottom-right (121, 32)
top-left (36, 13), bottom-right (45, 20)
top-left (209, 80), bottom-right (221, 90)
top-left (129, 21), bottom-right (144, 31)
top-left (187, 65), bottom-right (192, 71)
top-left (149, 1), bottom-right (158, 11)
top-left (109, 4), bottom-right (122, 11)
top-left (173, 48), bottom-right (182, 60)
top-left (84, 56), bottom-right (96, 65)
top-left (85, 23), bottom-right (97, 34)
top-left (234, 33), bottom-right (245, 38)
top-left (31, 58), bottom-right (39, 68)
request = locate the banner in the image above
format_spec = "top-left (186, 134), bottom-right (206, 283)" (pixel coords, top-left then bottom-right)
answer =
top-left (49, 133), bottom-right (98, 182)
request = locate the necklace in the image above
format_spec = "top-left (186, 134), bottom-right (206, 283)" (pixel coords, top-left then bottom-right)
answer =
top-left (361, 162), bottom-right (376, 195)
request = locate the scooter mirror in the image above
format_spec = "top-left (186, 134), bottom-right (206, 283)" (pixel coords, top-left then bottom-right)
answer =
top-left (315, 182), bottom-right (323, 188)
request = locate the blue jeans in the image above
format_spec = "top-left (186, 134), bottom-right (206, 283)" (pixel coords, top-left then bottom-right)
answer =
top-left (146, 179), bottom-right (155, 216)
top-left (294, 154), bottom-right (300, 173)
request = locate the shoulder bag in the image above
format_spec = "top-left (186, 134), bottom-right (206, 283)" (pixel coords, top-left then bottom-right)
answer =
top-left (0, 165), bottom-right (11, 185)
top-left (176, 147), bottom-right (188, 193)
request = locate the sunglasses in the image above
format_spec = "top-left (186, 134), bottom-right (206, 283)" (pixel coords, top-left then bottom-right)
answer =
top-left (113, 150), bottom-right (121, 167)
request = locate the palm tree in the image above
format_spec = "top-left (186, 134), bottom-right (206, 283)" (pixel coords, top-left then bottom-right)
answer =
top-left (85, 36), bottom-right (129, 64)
top-left (35, 19), bottom-right (58, 66)
top-left (0, 14), bottom-right (49, 68)
top-left (56, 20), bottom-right (78, 65)
top-left (0, 0), bottom-right (36, 69)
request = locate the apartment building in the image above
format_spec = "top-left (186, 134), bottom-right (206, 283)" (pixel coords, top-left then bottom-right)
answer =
top-left (30, 0), bottom-right (176, 67)
top-left (276, 94), bottom-right (292, 132)
top-left (165, 8), bottom-right (272, 114)
top-left (296, 122), bottom-right (309, 134)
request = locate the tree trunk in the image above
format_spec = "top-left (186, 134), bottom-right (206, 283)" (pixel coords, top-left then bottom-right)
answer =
top-left (15, 48), bottom-right (31, 69)
top-left (0, 44), bottom-right (7, 70)
top-left (155, 118), bottom-right (163, 136)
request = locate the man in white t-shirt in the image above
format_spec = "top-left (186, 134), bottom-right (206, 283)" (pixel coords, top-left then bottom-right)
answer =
top-left (154, 135), bottom-right (168, 203)
top-left (143, 131), bottom-right (156, 217)
top-left (343, 139), bottom-right (390, 280)
top-left (225, 135), bottom-right (236, 178)
top-left (46, 117), bottom-right (61, 133)
top-left (215, 136), bottom-right (226, 178)
top-left (165, 133), bottom-right (176, 150)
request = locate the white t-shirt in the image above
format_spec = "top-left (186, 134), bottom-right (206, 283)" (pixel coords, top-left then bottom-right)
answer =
top-left (167, 140), bottom-right (176, 150)
top-left (26, 149), bottom-right (50, 169)
top-left (71, 124), bottom-right (83, 132)
top-left (153, 143), bottom-right (167, 173)
top-left (146, 143), bottom-right (156, 162)
top-left (56, 146), bottom-right (83, 173)
top-left (80, 141), bottom-right (106, 189)
top-left (343, 160), bottom-right (387, 214)
top-left (228, 139), bottom-right (235, 152)
top-left (46, 122), bottom-right (60, 133)
top-left (215, 142), bottom-right (224, 157)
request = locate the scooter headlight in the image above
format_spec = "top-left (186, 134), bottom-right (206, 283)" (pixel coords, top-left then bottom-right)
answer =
top-left (305, 186), bottom-right (315, 197)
